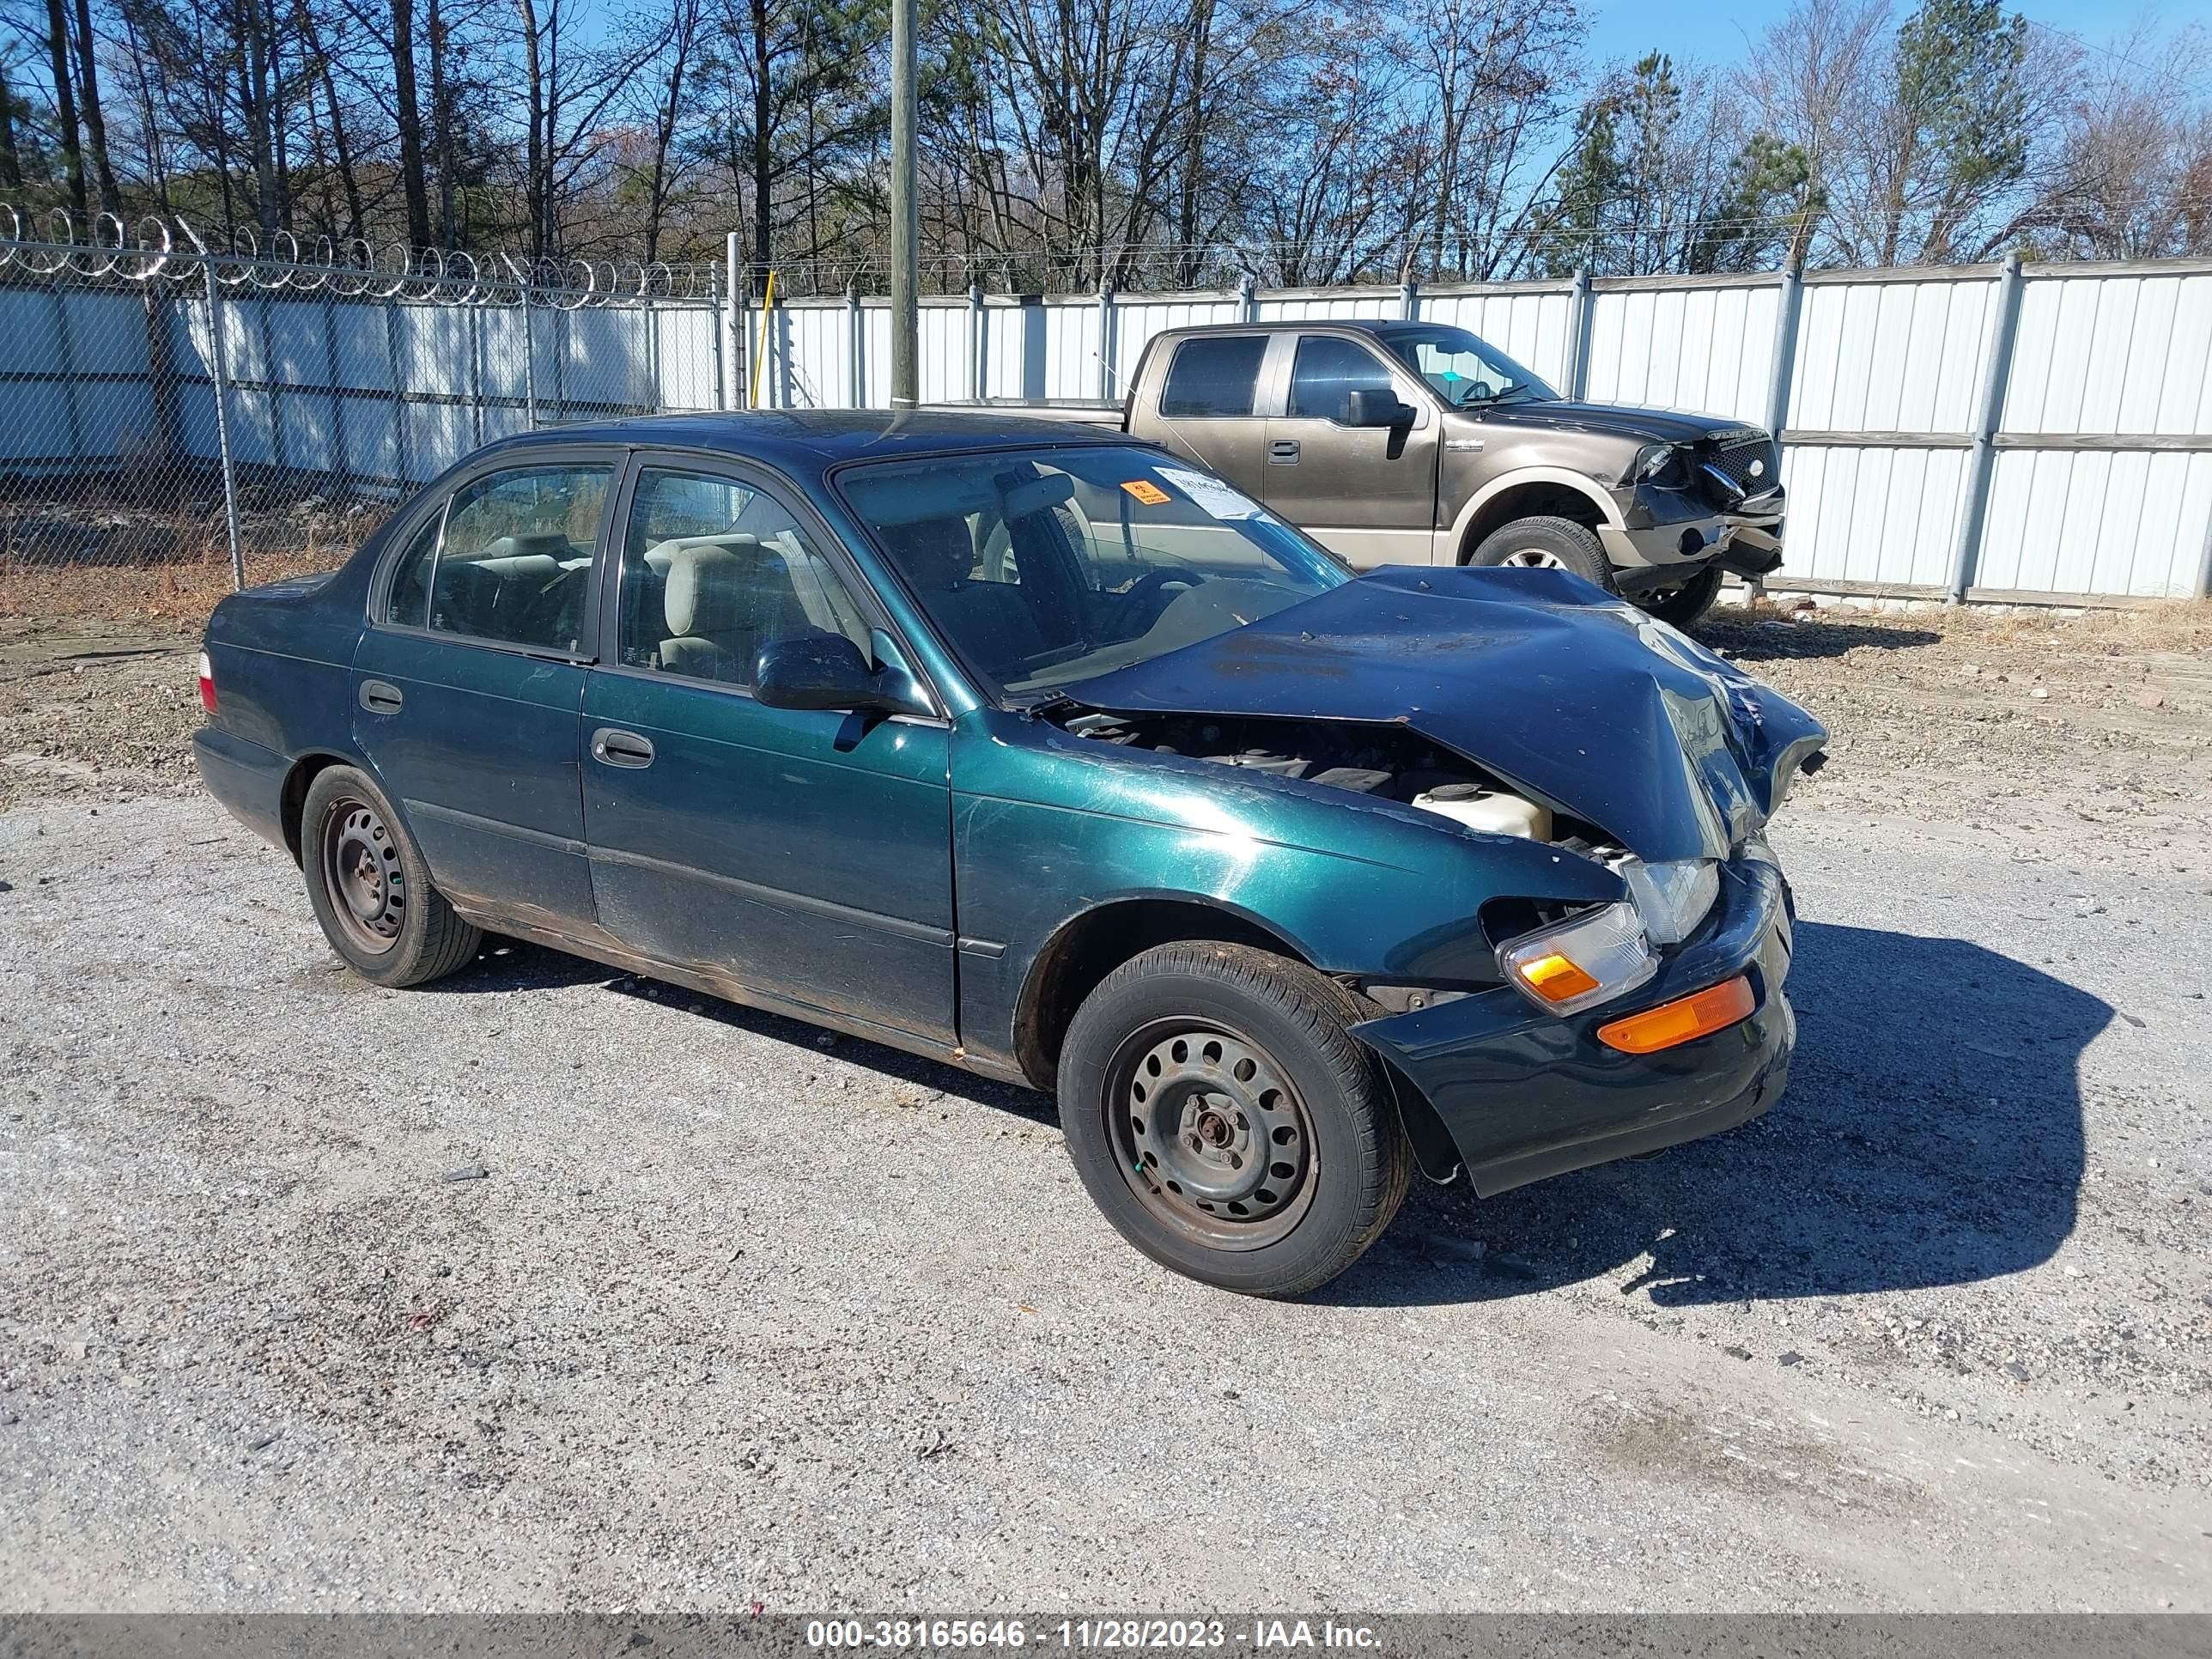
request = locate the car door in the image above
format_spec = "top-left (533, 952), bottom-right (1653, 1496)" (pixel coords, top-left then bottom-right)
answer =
top-left (580, 457), bottom-right (957, 1044)
top-left (1138, 332), bottom-right (1273, 497)
top-left (351, 452), bottom-right (616, 939)
top-left (1261, 332), bottom-right (1441, 569)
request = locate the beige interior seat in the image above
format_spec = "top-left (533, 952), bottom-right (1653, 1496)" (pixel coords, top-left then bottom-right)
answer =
top-left (658, 541), bottom-right (812, 683)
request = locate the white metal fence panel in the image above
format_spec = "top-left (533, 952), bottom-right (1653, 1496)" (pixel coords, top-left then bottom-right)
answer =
top-left (778, 302), bottom-right (847, 409)
top-left (1042, 301), bottom-right (1101, 400)
top-left (1419, 287), bottom-right (1576, 389)
top-left (1255, 289), bottom-right (1402, 323)
top-left (1779, 444), bottom-right (1974, 591)
top-left (982, 303), bottom-right (1030, 399)
top-left (2003, 270), bottom-right (2212, 436)
top-left (918, 303), bottom-right (969, 403)
top-left (1791, 275), bottom-right (1996, 435)
top-left (1584, 282), bottom-right (1780, 424)
top-left (1978, 447), bottom-right (2212, 597)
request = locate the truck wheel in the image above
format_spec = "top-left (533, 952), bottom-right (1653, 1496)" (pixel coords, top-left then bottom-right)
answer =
top-left (1468, 515), bottom-right (1613, 589)
top-left (1057, 942), bottom-right (1412, 1297)
top-left (301, 765), bottom-right (483, 988)
top-left (1639, 564), bottom-right (1724, 629)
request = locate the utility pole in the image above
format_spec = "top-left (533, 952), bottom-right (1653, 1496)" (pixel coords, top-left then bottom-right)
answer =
top-left (889, 0), bottom-right (918, 408)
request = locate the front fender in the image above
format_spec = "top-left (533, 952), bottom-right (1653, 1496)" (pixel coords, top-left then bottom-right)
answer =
top-left (951, 712), bottom-right (1626, 1070)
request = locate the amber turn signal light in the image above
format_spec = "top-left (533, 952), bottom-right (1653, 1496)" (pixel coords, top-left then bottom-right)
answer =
top-left (1518, 952), bottom-right (1601, 1002)
top-left (1596, 975), bottom-right (1756, 1054)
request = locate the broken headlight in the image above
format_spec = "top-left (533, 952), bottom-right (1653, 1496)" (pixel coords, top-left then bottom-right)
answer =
top-left (1624, 444), bottom-right (1685, 488)
top-left (1611, 855), bottom-right (1721, 945)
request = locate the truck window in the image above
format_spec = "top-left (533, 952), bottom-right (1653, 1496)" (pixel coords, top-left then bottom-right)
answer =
top-left (1159, 336), bottom-right (1268, 417)
top-left (1287, 337), bottom-right (1395, 422)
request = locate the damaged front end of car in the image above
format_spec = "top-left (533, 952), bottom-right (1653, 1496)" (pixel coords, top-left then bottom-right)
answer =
top-left (1042, 564), bottom-right (1827, 1193)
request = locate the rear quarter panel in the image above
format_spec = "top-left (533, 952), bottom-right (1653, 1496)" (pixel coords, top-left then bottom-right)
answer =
top-left (200, 556), bottom-right (377, 847)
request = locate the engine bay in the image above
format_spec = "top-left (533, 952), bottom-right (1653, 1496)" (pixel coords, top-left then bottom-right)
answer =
top-left (1054, 706), bottom-right (1599, 845)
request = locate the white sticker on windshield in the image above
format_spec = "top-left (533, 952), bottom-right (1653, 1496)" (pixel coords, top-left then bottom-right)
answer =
top-left (1156, 465), bottom-right (1262, 520)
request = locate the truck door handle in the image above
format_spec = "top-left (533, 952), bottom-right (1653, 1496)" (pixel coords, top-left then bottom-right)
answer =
top-left (591, 727), bottom-right (655, 769)
top-left (359, 679), bottom-right (404, 714)
top-left (1268, 440), bottom-right (1301, 465)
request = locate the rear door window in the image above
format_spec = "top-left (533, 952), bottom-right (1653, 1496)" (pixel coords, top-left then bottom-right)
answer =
top-left (424, 464), bottom-right (612, 653)
top-left (1287, 336), bottom-right (1395, 422)
top-left (1158, 336), bottom-right (1268, 418)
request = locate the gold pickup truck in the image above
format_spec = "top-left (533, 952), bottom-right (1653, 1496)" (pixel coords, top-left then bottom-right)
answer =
top-left (960, 318), bottom-right (1787, 628)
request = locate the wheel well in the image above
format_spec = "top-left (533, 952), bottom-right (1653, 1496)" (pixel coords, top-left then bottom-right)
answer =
top-left (1459, 483), bottom-right (1607, 563)
top-left (279, 752), bottom-right (348, 866)
top-left (1013, 899), bottom-right (1304, 1091)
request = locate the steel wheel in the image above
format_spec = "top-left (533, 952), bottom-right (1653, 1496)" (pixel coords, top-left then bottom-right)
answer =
top-left (319, 796), bottom-right (406, 956)
top-left (1109, 1018), bottom-right (1317, 1252)
top-left (1497, 547), bottom-right (1566, 569)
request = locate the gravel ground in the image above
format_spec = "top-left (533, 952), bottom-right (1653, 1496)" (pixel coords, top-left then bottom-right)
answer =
top-left (2, 599), bottom-right (2209, 1611)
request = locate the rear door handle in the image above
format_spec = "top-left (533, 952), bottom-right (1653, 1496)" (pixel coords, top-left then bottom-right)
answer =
top-left (1268, 440), bottom-right (1301, 465)
top-left (359, 679), bottom-right (404, 714)
top-left (591, 727), bottom-right (655, 769)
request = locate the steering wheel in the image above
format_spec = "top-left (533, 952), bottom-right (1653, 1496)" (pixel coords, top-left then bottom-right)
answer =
top-left (1109, 567), bottom-right (1200, 627)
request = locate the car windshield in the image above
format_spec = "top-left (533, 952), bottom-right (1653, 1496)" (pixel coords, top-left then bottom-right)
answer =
top-left (837, 446), bottom-right (1351, 702)
top-left (1382, 325), bottom-right (1558, 409)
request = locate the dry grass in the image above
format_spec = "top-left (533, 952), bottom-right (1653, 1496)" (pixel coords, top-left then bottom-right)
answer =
top-left (1755, 592), bottom-right (2212, 654)
top-left (0, 547), bottom-right (344, 628)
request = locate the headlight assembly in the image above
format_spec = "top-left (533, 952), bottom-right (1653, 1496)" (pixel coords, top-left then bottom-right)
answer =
top-left (1497, 902), bottom-right (1658, 1015)
top-left (1625, 443), bottom-right (1681, 487)
top-left (1612, 855), bottom-right (1720, 945)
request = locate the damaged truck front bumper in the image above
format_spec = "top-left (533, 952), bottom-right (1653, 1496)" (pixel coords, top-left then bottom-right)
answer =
top-left (1601, 478), bottom-right (1787, 588)
top-left (1352, 852), bottom-right (1796, 1196)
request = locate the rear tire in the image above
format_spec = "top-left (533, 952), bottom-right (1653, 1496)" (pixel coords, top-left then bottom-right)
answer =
top-left (301, 765), bottom-right (482, 988)
top-left (1639, 564), bottom-right (1724, 629)
top-left (1057, 942), bottom-right (1412, 1297)
top-left (1468, 515), bottom-right (1614, 589)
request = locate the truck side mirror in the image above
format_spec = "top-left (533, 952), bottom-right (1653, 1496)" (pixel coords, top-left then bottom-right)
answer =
top-left (1344, 388), bottom-right (1413, 428)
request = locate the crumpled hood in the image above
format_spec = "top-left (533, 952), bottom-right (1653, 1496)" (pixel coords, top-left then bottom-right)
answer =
top-left (1062, 567), bottom-right (1828, 864)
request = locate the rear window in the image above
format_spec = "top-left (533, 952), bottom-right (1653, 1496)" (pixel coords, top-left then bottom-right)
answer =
top-left (1158, 336), bottom-right (1267, 418)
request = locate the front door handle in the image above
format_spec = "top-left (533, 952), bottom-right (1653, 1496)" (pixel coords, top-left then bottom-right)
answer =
top-left (1267, 439), bottom-right (1301, 465)
top-left (359, 679), bottom-right (404, 714)
top-left (591, 727), bottom-right (655, 769)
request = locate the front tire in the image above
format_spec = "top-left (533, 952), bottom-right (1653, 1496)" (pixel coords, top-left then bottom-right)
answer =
top-left (301, 765), bottom-right (482, 988)
top-left (1468, 514), bottom-right (1613, 588)
top-left (1057, 942), bottom-right (1412, 1297)
top-left (1639, 563), bottom-right (1724, 629)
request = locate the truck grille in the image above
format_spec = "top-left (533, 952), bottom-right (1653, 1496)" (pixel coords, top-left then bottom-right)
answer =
top-left (1705, 435), bottom-right (1781, 500)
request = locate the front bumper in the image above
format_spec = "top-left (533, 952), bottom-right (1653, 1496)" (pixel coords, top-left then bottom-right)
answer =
top-left (1352, 854), bottom-right (1796, 1195)
top-left (1601, 479), bottom-right (1786, 577)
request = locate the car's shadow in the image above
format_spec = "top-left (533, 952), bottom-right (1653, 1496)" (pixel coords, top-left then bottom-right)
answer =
top-left (1699, 614), bottom-right (1942, 662)
top-left (436, 935), bottom-right (1044, 1120)
top-left (437, 921), bottom-right (2099, 1307)
top-left (1321, 920), bottom-right (2101, 1308)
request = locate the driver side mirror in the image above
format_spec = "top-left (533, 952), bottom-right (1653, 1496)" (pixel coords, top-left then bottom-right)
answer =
top-left (753, 631), bottom-right (912, 714)
top-left (1344, 387), bottom-right (1414, 428)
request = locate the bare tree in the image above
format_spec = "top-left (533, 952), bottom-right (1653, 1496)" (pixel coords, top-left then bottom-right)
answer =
top-left (2035, 22), bottom-right (2212, 258)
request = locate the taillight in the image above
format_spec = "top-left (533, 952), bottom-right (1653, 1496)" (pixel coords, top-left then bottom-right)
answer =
top-left (197, 651), bottom-right (217, 716)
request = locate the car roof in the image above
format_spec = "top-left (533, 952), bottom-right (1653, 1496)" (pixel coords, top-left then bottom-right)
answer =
top-left (467, 409), bottom-right (1143, 481)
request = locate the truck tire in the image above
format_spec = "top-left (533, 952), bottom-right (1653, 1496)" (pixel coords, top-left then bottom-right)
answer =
top-left (1057, 941), bottom-right (1412, 1297)
top-left (1640, 564), bottom-right (1724, 629)
top-left (1468, 515), bottom-right (1614, 589)
top-left (301, 764), bottom-right (483, 988)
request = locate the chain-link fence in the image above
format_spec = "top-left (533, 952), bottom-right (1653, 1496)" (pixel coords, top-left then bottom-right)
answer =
top-left (0, 223), bottom-right (735, 621)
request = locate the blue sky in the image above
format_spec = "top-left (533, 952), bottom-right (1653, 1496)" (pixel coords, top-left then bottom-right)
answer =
top-left (1580, 0), bottom-right (2195, 72)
